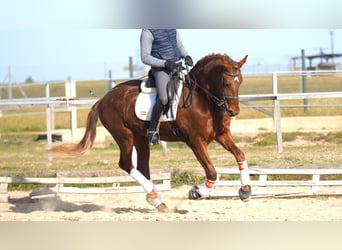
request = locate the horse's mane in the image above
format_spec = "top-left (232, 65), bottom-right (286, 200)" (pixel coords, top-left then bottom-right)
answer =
top-left (191, 53), bottom-right (235, 76)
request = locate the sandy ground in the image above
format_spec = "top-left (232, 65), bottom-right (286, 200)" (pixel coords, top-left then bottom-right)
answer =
top-left (0, 186), bottom-right (341, 221)
top-left (1, 116), bottom-right (341, 221)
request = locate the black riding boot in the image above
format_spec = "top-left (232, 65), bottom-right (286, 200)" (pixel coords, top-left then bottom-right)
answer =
top-left (147, 100), bottom-right (164, 145)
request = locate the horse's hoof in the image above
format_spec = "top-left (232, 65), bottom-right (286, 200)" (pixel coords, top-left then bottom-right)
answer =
top-left (188, 185), bottom-right (202, 200)
top-left (156, 203), bottom-right (169, 213)
top-left (239, 185), bottom-right (252, 202)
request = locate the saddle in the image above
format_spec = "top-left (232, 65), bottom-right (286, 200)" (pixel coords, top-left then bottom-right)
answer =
top-left (140, 70), bottom-right (157, 94)
top-left (135, 69), bottom-right (187, 121)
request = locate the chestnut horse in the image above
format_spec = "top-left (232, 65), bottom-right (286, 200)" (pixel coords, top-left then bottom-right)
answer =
top-left (51, 54), bottom-right (252, 212)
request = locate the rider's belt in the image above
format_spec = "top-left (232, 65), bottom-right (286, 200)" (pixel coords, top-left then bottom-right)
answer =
top-left (151, 60), bottom-right (183, 73)
top-left (151, 66), bottom-right (167, 72)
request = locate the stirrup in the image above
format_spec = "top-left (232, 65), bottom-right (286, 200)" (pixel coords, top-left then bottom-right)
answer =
top-left (147, 130), bottom-right (159, 145)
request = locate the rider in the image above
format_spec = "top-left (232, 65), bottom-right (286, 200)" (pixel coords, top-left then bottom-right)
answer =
top-left (140, 29), bottom-right (194, 145)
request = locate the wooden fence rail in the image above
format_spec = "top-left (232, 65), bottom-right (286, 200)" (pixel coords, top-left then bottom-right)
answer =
top-left (1, 168), bottom-right (342, 202)
top-left (210, 168), bottom-right (342, 198)
top-left (0, 173), bottom-right (171, 202)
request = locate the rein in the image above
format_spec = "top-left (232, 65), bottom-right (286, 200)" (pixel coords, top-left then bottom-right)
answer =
top-left (186, 70), bottom-right (240, 113)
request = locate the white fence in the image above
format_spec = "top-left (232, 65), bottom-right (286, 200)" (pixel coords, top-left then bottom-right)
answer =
top-left (0, 172), bottom-right (171, 202)
top-left (239, 91), bottom-right (342, 152)
top-left (1, 91), bottom-right (341, 152)
top-left (1, 71), bottom-right (342, 151)
top-left (1, 168), bottom-right (342, 202)
top-left (242, 70), bottom-right (342, 152)
top-left (210, 168), bottom-right (342, 198)
top-left (1, 71), bottom-right (341, 202)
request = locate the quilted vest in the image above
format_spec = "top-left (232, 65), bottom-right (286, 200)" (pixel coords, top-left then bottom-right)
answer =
top-left (149, 29), bottom-right (182, 62)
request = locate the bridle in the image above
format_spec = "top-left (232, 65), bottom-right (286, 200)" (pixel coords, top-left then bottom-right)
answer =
top-left (185, 69), bottom-right (240, 114)
top-left (222, 71), bottom-right (240, 101)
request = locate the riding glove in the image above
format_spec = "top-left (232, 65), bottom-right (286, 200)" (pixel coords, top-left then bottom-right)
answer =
top-left (185, 55), bottom-right (194, 66)
top-left (164, 60), bottom-right (178, 71)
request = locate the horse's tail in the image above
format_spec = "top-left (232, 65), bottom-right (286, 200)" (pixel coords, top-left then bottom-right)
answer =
top-left (50, 99), bottom-right (100, 157)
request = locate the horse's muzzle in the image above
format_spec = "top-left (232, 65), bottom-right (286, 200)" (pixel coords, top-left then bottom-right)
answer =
top-left (228, 109), bottom-right (239, 117)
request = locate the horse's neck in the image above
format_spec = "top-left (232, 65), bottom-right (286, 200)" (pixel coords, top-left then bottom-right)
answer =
top-left (189, 58), bottom-right (226, 115)
top-left (202, 58), bottom-right (222, 75)
top-left (182, 79), bottom-right (228, 135)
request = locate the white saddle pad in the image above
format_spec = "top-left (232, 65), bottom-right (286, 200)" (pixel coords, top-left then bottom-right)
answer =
top-left (135, 82), bottom-right (183, 122)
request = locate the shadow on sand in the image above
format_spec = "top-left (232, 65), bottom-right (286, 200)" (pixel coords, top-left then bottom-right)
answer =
top-left (8, 195), bottom-right (104, 214)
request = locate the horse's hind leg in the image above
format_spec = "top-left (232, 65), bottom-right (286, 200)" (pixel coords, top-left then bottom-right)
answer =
top-left (109, 125), bottom-right (167, 212)
top-left (133, 134), bottom-right (168, 212)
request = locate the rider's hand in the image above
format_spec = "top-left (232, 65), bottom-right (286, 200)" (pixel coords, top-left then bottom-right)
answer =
top-left (185, 55), bottom-right (194, 66)
top-left (164, 60), bottom-right (178, 71)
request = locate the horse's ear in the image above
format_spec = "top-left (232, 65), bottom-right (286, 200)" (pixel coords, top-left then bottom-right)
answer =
top-left (238, 55), bottom-right (248, 68)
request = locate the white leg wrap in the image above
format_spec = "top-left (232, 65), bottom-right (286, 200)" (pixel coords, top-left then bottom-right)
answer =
top-left (129, 168), bottom-right (154, 193)
top-left (149, 180), bottom-right (163, 207)
top-left (131, 146), bottom-right (137, 169)
top-left (238, 160), bottom-right (250, 186)
top-left (198, 179), bottom-right (216, 197)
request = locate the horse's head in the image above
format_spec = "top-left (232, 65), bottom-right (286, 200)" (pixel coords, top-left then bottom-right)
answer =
top-left (219, 54), bottom-right (247, 116)
top-left (192, 54), bottom-right (248, 117)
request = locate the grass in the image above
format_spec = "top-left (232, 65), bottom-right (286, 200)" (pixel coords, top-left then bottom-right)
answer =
top-left (241, 75), bottom-right (342, 94)
top-left (0, 132), bottom-right (341, 190)
top-left (1, 132), bottom-right (341, 175)
top-left (252, 131), bottom-right (342, 147)
top-left (171, 170), bottom-right (205, 188)
top-left (1, 75), bottom-right (341, 190)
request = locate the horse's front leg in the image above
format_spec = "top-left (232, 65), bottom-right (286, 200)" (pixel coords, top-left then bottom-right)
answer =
top-left (216, 131), bottom-right (252, 202)
top-left (187, 141), bottom-right (219, 199)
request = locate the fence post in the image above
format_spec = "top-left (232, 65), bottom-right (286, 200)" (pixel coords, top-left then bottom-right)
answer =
top-left (7, 66), bottom-right (12, 100)
top-left (272, 72), bottom-right (283, 153)
top-left (161, 141), bottom-right (168, 157)
top-left (311, 174), bottom-right (320, 194)
top-left (258, 174), bottom-right (268, 195)
top-left (0, 86), bottom-right (2, 117)
top-left (301, 49), bottom-right (308, 113)
top-left (65, 80), bottom-right (77, 142)
top-left (108, 70), bottom-right (116, 91)
top-left (45, 82), bottom-right (53, 152)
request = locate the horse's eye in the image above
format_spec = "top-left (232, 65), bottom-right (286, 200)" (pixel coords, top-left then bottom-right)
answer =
top-left (223, 79), bottom-right (232, 87)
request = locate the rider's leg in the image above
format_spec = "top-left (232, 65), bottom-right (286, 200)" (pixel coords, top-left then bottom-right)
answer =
top-left (147, 99), bottom-right (164, 145)
top-left (147, 71), bottom-right (170, 145)
top-left (154, 70), bottom-right (170, 106)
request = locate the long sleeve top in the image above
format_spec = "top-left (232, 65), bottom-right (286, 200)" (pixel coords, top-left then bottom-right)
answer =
top-left (140, 29), bottom-right (189, 68)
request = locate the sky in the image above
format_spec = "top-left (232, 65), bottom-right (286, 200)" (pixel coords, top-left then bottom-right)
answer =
top-left (1, 0), bottom-right (342, 83)
top-left (1, 29), bottom-right (341, 83)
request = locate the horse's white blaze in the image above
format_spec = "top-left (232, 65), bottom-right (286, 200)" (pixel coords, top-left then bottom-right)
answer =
top-left (234, 76), bottom-right (239, 83)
